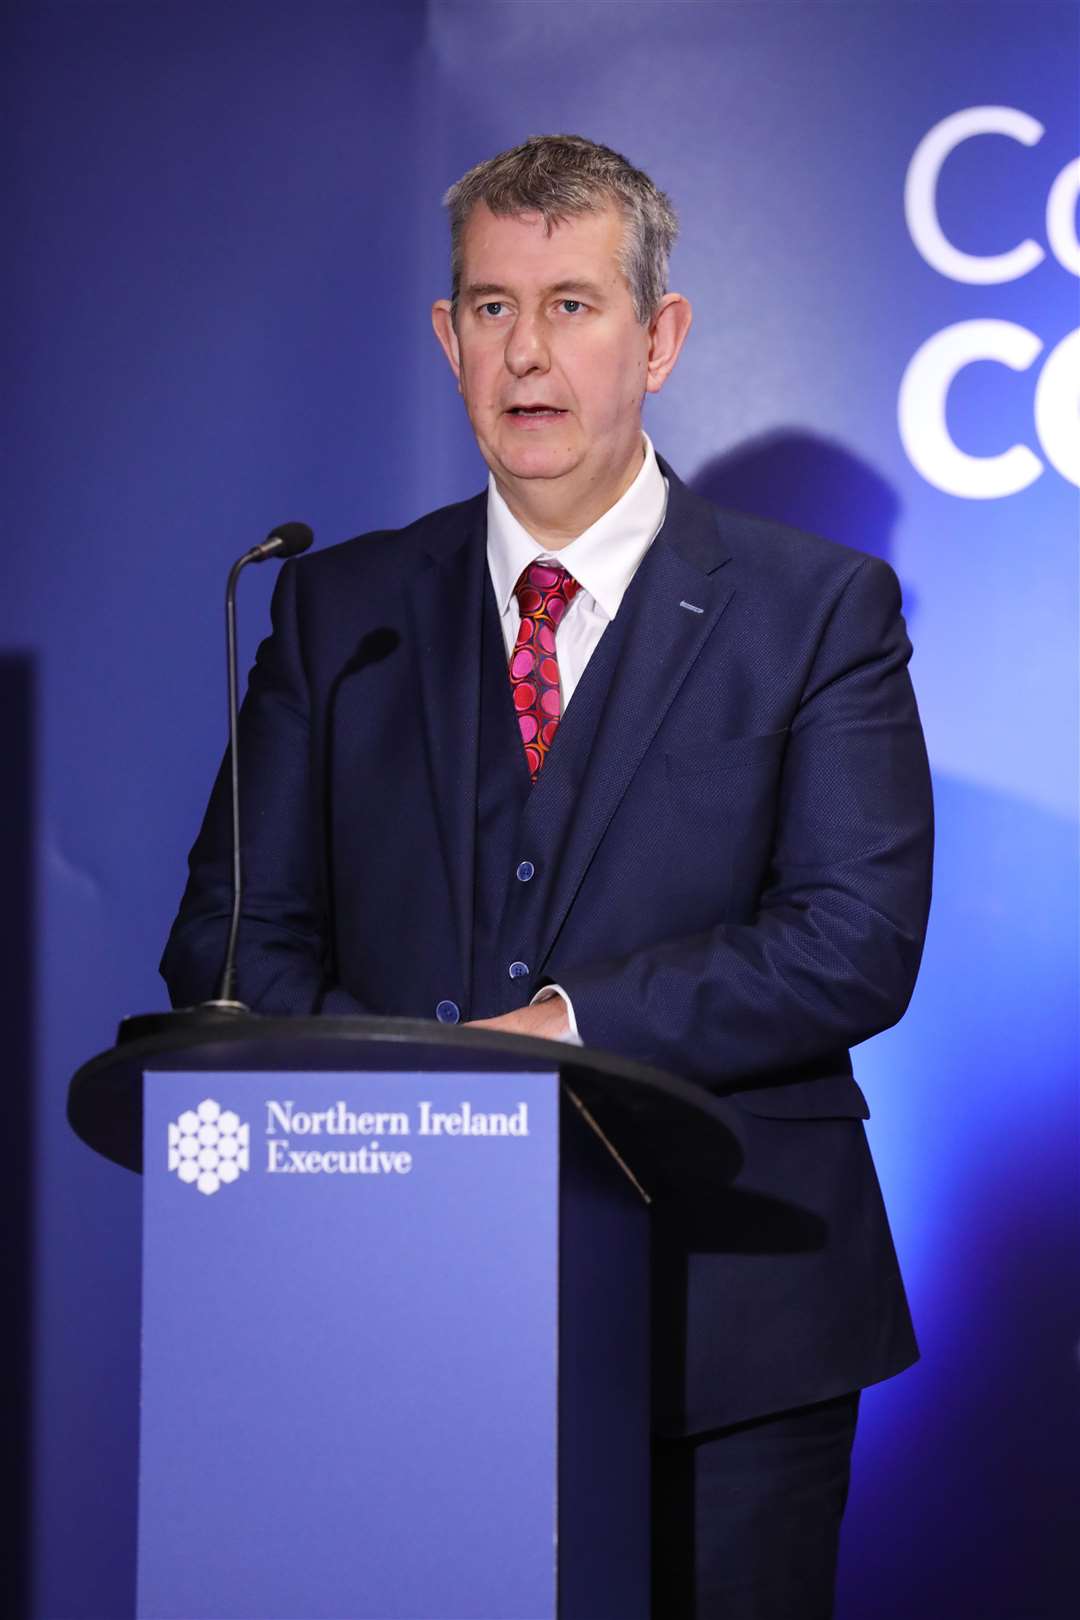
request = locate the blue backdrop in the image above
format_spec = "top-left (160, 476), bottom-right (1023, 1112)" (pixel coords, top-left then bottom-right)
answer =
top-left (6, 3), bottom-right (1078, 1615)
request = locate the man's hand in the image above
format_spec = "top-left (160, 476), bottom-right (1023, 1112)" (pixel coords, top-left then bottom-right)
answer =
top-left (467, 996), bottom-right (570, 1041)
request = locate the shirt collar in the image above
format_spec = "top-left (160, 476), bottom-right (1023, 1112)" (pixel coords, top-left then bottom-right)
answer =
top-left (486, 433), bottom-right (669, 622)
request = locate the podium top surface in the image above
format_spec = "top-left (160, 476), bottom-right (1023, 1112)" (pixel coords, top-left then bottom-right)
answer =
top-left (68, 1010), bottom-right (741, 1194)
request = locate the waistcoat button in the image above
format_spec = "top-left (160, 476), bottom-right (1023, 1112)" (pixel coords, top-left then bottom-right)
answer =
top-left (516, 861), bottom-right (535, 882)
top-left (508, 961), bottom-right (530, 980)
top-left (435, 999), bottom-right (460, 1023)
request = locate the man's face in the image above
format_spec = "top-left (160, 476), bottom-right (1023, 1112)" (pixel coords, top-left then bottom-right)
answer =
top-left (432, 203), bottom-right (657, 504)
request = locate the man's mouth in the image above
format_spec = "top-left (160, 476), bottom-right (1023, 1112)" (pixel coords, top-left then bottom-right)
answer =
top-left (507, 406), bottom-right (567, 417)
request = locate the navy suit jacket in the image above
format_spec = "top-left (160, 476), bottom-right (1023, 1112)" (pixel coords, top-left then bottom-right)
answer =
top-left (162, 458), bottom-right (933, 1433)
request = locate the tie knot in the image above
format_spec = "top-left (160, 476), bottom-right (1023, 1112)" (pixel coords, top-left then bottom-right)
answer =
top-left (513, 561), bottom-right (581, 626)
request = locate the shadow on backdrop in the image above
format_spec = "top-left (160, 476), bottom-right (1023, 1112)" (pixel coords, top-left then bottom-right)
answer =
top-left (690, 430), bottom-right (909, 596)
top-left (1, 656), bottom-right (34, 1620)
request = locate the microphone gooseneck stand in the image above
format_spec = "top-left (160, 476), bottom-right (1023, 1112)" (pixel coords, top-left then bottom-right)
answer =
top-left (203, 521), bottom-right (315, 1013)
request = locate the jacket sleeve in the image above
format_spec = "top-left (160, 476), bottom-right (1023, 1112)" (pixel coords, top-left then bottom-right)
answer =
top-left (556, 556), bottom-right (934, 1090)
top-left (159, 560), bottom-right (367, 1016)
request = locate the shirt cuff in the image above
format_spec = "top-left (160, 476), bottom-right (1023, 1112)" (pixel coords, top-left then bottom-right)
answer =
top-left (530, 984), bottom-right (584, 1046)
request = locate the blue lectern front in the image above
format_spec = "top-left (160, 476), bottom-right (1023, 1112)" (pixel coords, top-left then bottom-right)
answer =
top-left (69, 1013), bottom-right (738, 1620)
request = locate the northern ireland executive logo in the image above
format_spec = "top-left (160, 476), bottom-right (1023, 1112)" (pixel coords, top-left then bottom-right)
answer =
top-left (168, 1098), bottom-right (250, 1196)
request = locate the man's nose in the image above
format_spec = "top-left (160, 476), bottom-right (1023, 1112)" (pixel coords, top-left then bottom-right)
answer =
top-left (503, 313), bottom-right (550, 376)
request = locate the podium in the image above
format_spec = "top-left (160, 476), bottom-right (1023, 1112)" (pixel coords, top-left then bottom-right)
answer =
top-left (69, 1012), bottom-right (739, 1620)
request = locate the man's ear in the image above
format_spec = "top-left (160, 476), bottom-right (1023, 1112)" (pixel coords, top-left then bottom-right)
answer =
top-left (432, 299), bottom-right (462, 390)
top-left (644, 293), bottom-right (693, 395)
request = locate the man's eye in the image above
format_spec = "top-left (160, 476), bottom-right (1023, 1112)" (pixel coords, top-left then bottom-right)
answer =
top-left (560, 299), bottom-right (583, 314)
top-left (480, 302), bottom-right (505, 317)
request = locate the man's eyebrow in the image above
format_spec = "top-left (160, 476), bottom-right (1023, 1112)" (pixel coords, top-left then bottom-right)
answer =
top-left (461, 278), bottom-right (609, 302)
top-left (547, 279), bottom-right (606, 300)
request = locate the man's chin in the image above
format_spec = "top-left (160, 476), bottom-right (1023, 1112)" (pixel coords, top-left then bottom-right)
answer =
top-left (491, 446), bottom-right (582, 485)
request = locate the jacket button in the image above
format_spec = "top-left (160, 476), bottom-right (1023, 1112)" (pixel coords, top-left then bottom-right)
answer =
top-left (435, 1000), bottom-right (460, 1023)
top-left (508, 961), bottom-right (529, 980)
top-left (516, 860), bottom-right (535, 882)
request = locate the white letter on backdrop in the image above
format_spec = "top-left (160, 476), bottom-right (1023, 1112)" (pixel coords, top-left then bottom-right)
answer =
top-left (898, 319), bottom-right (1044, 498)
top-left (905, 106), bottom-right (1046, 284)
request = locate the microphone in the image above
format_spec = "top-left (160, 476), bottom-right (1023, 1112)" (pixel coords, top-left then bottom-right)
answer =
top-left (241, 521), bottom-right (314, 566)
top-left (204, 521), bottom-right (315, 1013)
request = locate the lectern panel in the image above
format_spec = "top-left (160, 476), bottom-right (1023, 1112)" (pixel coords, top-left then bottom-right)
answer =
top-left (139, 1068), bottom-right (559, 1620)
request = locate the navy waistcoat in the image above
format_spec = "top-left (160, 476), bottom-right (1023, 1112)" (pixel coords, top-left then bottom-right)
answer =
top-left (470, 574), bottom-right (633, 1018)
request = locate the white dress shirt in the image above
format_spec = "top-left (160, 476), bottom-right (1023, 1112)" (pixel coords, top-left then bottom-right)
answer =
top-left (486, 433), bottom-right (669, 703)
top-left (484, 434), bottom-right (669, 1041)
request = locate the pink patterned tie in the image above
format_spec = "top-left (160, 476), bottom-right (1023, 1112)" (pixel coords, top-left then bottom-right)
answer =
top-left (509, 561), bottom-right (582, 781)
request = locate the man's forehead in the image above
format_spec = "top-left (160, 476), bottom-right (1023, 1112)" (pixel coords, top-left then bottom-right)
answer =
top-left (459, 202), bottom-right (628, 287)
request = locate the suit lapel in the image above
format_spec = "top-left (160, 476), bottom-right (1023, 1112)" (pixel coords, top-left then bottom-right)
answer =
top-left (406, 497), bottom-right (487, 999)
top-left (531, 468), bottom-right (735, 970)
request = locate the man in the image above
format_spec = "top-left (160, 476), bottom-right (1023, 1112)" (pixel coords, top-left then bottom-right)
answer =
top-left (163, 135), bottom-right (933, 1616)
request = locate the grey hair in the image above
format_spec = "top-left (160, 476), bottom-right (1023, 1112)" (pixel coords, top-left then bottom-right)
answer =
top-left (442, 134), bottom-right (678, 325)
